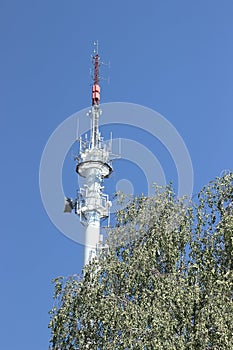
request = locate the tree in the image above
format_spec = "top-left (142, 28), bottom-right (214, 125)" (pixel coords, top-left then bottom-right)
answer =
top-left (49, 174), bottom-right (233, 349)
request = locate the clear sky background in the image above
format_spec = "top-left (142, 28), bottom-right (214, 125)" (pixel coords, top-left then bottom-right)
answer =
top-left (1, 1), bottom-right (233, 349)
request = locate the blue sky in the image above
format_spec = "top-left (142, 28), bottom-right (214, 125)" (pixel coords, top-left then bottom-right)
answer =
top-left (1, 1), bottom-right (233, 349)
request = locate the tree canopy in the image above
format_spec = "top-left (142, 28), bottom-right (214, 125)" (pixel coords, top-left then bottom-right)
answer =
top-left (49, 174), bottom-right (233, 349)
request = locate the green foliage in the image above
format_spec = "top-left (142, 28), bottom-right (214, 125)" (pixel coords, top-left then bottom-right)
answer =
top-left (49, 175), bottom-right (233, 349)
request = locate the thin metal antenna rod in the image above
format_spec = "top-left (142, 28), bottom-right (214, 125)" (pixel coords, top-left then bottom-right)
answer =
top-left (91, 41), bottom-right (101, 148)
top-left (93, 43), bottom-right (100, 88)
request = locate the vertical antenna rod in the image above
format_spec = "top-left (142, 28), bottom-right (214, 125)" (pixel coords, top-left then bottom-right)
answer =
top-left (91, 42), bottom-right (101, 148)
top-left (93, 41), bottom-right (99, 87)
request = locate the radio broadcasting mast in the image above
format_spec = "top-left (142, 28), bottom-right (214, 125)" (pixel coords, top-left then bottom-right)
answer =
top-left (64, 42), bottom-right (113, 266)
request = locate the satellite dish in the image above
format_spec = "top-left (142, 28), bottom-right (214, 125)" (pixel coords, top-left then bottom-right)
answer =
top-left (63, 197), bottom-right (73, 213)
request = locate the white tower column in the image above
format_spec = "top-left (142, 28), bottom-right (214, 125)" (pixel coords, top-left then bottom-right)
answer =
top-left (83, 212), bottom-right (100, 266)
top-left (74, 45), bottom-right (113, 266)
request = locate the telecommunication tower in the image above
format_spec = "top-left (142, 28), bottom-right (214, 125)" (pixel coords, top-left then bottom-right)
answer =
top-left (64, 43), bottom-right (113, 266)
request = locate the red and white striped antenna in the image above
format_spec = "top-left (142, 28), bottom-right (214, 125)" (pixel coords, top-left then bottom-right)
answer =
top-left (92, 41), bottom-right (101, 106)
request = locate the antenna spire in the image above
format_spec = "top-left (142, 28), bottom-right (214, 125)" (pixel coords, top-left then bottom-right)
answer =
top-left (92, 41), bottom-right (100, 105)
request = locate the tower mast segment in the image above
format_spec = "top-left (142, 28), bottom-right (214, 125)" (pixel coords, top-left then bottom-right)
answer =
top-left (91, 45), bottom-right (101, 148)
top-left (71, 43), bottom-right (113, 266)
